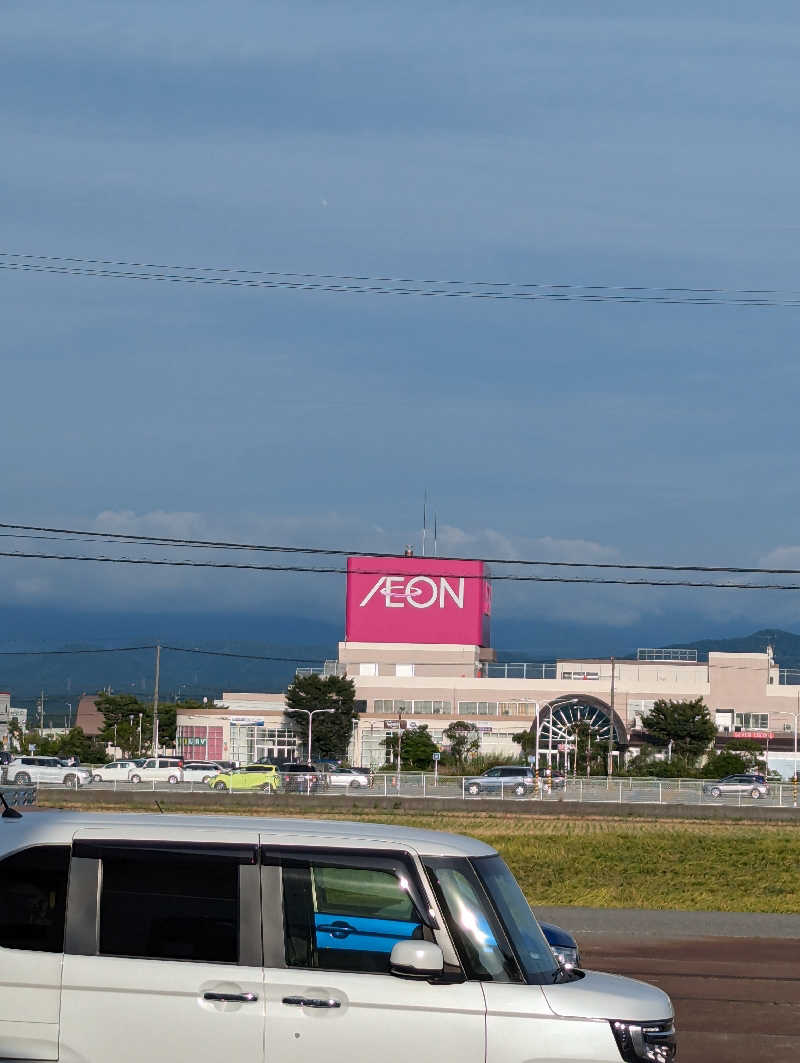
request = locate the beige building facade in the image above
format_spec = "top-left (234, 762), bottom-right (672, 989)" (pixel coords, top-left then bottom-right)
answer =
top-left (343, 642), bottom-right (800, 774)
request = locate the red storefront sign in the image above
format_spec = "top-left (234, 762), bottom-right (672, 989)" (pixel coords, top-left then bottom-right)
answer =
top-left (346, 556), bottom-right (491, 646)
top-left (734, 731), bottom-right (775, 740)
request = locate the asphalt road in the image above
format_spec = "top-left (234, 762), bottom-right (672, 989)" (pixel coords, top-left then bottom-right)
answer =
top-left (535, 909), bottom-right (800, 1063)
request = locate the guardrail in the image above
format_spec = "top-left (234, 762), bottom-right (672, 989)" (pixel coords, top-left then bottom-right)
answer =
top-left (0, 784), bottom-right (37, 808)
top-left (23, 771), bottom-right (800, 808)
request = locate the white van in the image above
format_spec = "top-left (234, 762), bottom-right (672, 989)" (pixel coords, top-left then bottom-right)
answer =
top-left (0, 811), bottom-right (675, 1063)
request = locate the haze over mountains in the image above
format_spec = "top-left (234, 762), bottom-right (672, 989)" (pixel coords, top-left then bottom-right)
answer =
top-left (3, 602), bottom-right (799, 723)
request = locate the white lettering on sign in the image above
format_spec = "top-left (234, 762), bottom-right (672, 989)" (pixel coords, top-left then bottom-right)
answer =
top-left (359, 575), bottom-right (465, 610)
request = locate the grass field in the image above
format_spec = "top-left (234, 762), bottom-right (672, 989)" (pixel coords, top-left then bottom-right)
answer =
top-left (297, 810), bottom-right (800, 913)
top-left (39, 798), bottom-right (800, 912)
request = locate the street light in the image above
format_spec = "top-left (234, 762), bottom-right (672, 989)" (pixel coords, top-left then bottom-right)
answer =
top-left (292, 708), bottom-right (335, 763)
top-left (545, 698), bottom-right (579, 778)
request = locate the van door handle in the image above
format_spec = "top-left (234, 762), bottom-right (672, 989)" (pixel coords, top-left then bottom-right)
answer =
top-left (204, 992), bottom-right (259, 1003)
top-left (282, 996), bottom-right (341, 1009)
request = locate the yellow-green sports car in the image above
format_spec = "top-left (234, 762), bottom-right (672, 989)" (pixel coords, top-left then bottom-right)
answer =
top-left (207, 764), bottom-right (280, 792)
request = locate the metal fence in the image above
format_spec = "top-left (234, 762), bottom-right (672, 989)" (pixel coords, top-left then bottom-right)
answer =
top-left (24, 770), bottom-right (800, 807)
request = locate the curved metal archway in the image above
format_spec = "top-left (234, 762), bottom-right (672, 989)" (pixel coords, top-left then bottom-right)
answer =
top-left (535, 695), bottom-right (628, 752)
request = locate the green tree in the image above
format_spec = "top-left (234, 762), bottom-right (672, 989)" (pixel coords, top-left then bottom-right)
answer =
top-left (7, 717), bottom-right (25, 753)
top-left (701, 750), bottom-right (752, 779)
top-left (443, 720), bottom-right (480, 770)
top-left (641, 698), bottom-right (716, 762)
top-left (383, 726), bottom-right (439, 770)
top-left (285, 674), bottom-right (357, 760)
top-left (95, 693), bottom-right (179, 756)
top-left (723, 739), bottom-right (766, 772)
top-left (512, 728), bottom-right (536, 757)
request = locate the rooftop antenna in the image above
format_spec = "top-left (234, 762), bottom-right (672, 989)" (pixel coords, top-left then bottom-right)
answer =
top-left (422, 489), bottom-right (428, 557)
top-left (0, 794), bottom-right (23, 820)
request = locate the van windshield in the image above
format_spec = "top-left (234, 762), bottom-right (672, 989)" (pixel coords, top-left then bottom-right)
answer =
top-left (424, 855), bottom-right (559, 985)
top-left (470, 855), bottom-right (560, 983)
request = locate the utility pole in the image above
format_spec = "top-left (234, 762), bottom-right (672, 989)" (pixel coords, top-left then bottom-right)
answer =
top-left (152, 644), bottom-right (161, 755)
top-left (39, 690), bottom-right (45, 729)
top-left (607, 657), bottom-right (615, 776)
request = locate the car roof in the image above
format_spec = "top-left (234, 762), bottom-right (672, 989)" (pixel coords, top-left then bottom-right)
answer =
top-left (0, 811), bottom-right (496, 859)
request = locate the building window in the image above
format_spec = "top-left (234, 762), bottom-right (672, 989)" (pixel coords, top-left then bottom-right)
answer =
top-left (458, 702), bottom-right (498, 715)
top-left (735, 713), bottom-right (769, 731)
top-left (432, 700), bottom-right (451, 714)
top-left (359, 663), bottom-right (378, 677)
top-left (395, 663), bottom-right (415, 677)
top-left (413, 701), bottom-right (432, 714)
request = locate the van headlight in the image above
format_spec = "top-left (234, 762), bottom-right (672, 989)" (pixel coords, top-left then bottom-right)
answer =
top-left (610, 1019), bottom-right (676, 1062)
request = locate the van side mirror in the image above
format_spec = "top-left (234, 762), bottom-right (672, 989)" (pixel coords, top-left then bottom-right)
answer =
top-left (390, 941), bottom-right (444, 979)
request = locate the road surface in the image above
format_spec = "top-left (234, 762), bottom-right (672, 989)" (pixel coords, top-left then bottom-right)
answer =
top-left (535, 907), bottom-right (800, 1063)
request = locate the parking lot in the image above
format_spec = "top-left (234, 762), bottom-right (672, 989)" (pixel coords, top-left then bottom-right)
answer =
top-left (18, 769), bottom-right (800, 808)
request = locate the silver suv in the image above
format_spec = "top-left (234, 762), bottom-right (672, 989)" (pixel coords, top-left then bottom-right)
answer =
top-left (2, 756), bottom-right (91, 788)
top-left (464, 765), bottom-right (536, 797)
top-left (702, 774), bottom-right (769, 800)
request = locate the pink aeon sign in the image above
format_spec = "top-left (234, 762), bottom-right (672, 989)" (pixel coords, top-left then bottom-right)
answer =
top-left (346, 556), bottom-right (491, 646)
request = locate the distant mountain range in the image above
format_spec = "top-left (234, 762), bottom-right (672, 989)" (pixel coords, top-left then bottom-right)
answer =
top-left (2, 601), bottom-right (799, 724)
top-left (662, 628), bottom-right (800, 668)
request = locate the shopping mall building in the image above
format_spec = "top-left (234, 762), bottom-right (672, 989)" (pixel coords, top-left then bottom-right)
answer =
top-left (176, 555), bottom-right (800, 777)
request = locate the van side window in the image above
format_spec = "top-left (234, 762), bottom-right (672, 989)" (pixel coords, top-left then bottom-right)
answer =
top-left (98, 850), bottom-right (240, 963)
top-left (283, 861), bottom-right (424, 974)
top-left (0, 845), bottom-right (70, 953)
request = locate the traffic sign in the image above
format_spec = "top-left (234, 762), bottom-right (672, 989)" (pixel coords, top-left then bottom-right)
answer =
top-left (527, 755), bottom-right (536, 764)
top-left (432, 752), bottom-right (441, 761)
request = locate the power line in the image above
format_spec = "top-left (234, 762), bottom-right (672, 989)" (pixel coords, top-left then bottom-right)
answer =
top-left (3, 250), bottom-right (800, 299)
top-left (0, 645), bottom-right (153, 656)
top-left (162, 645), bottom-right (325, 664)
top-left (1, 257), bottom-right (799, 309)
top-left (1, 520), bottom-right (800, 577)
top-left (3, 547), bottom-right (800, 590)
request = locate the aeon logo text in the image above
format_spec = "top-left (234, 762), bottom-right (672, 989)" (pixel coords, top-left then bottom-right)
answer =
top-left (358, 575), bottom-right (465, 610)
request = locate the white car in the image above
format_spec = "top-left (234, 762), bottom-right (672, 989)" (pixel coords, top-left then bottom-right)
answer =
top-left (0, 810), bottom-right (675, 1063)
top-left (91, 760), bottom-right (137, 783)
top-left (181, 761), bottom-right (224, 784)
top-left (128, 758), bottom-right (183, 784)
top-left (2, 756), bottom-right (91, 788)
top-left (325, 766), bottom-right (372, 789)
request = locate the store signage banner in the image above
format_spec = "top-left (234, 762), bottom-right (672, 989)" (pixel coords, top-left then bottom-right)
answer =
top-left (346, 556), bottom-right (491, 646)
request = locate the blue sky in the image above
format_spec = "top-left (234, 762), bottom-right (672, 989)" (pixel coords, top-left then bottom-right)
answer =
top-left (3, 1), bottom-right (800, 645)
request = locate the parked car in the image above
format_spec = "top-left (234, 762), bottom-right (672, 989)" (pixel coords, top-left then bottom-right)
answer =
top-left (1, 755), bottom-right (91, 788)
top-left (207, 764), bottom-right (280, 792)
top-left (182, 761), bottom-right (225, 784)
top-left (702, 774), bottom-right (770, 799)
top-left (539, 921), bottom-right (581, 969)
top-left (128, 758), bottom-right (184, 785)
top-left (325, 766), bottom-right (371, 790)
top-left (279, 762), bottom-right (322, 793)
top-left (464, 765), bottom-right (537, 797)
top-left (91, 760), bottom-right (137, 783)
top-left (0, 809), bottom-right (676, 1063)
